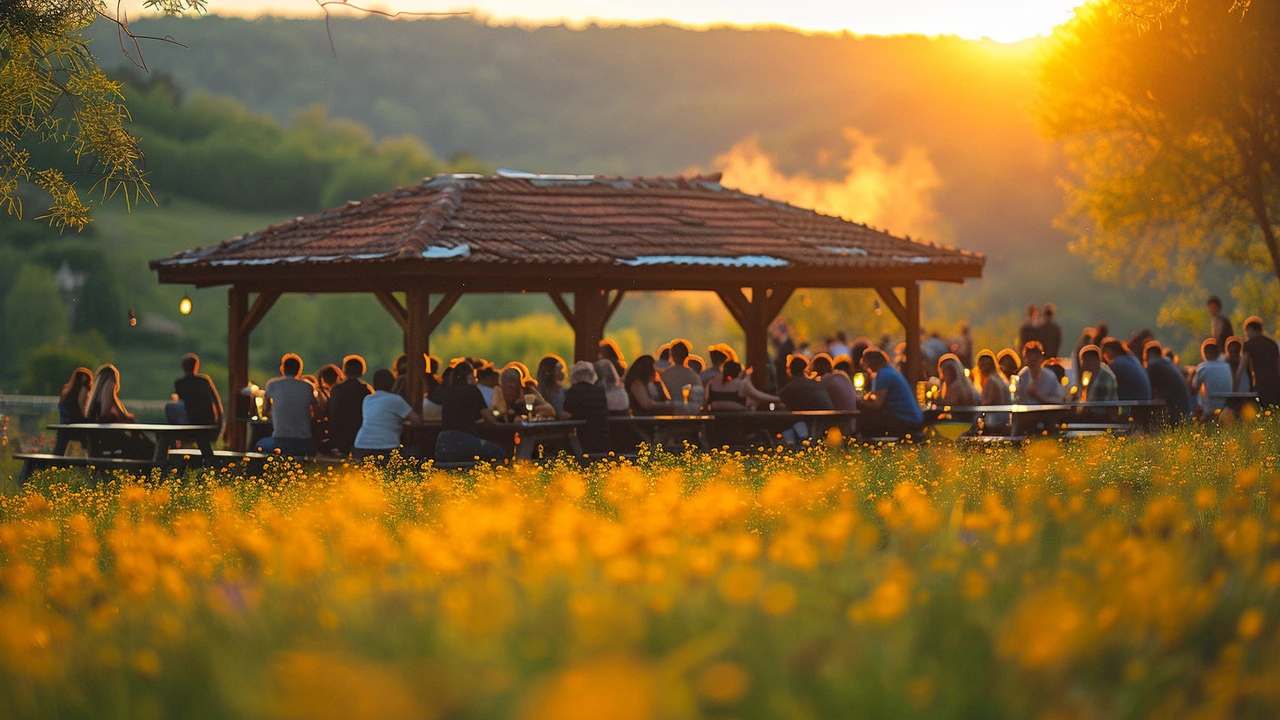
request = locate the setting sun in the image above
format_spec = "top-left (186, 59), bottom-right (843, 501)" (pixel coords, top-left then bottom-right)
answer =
top-left (130, 0), bottom-right (1086, 42)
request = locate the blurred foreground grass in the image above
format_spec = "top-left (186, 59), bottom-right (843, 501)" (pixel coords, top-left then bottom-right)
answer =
top-left (3, 423), bottom-right (1280, 719)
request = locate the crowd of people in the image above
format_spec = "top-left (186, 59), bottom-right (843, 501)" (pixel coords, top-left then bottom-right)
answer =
top-left (56, 296), bottom-right (1280, 462)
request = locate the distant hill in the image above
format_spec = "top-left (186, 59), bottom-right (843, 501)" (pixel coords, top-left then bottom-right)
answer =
top-left (89, 16), bottom-right (1190, 349)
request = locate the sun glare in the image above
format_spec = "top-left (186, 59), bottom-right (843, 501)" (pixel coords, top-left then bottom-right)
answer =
top-left (130, 1), bottom-right (1085, 42)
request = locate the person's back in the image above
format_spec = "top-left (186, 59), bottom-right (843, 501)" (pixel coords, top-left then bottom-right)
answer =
top-left (174, 373), bottom-right (220, 426)
top-left (1192, 358), bottom-right (1232, 415)
top-left (326, 356), bottom-right (371, 454)
top-left (354, 370), bottom-right (415, 457)
top-left (873, 364), bottom-right (924, 425)
top-left (564, 362), bottom-right (610, 452)
top-left (1145, 353), bottom-right (1191, 421)
top-left (778, 375), bottom-right (834, 411)
top-left (1242, 320), bottom-right (1280, 406)
top-left (1106, 351), bottom-right (1153, 401)
top-left (819, 372), bottom-right (858, 411)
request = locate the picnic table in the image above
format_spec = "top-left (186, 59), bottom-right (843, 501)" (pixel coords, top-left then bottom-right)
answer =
top-left (1209, 391), bottom-right (1260, 413)
top-left (609, 414), bottom-right (714, 451)
top-left (708, 409), bottom-right (859, 446)
top-left (49, 423), bottom-right (222, 464)
top-left (476, 419), bottom-right (586, 460)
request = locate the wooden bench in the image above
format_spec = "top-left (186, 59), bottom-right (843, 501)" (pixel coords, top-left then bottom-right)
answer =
top-left (14, 454), bottom-right (154, 484)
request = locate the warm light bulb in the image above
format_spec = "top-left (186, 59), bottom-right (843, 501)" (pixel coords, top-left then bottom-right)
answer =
top-left (853, 373), bottom-right (865, 391)
top-left (1082, 371), bottom-right (1092, 387)
top-left (127, 308), bottom-right (137, 327)
top-left (179, 294), bottom-right (193, 315)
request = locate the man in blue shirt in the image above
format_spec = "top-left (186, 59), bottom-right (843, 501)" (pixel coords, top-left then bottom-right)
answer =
top-left (1143, 341), bottom-right (1191, 423)
top-left (859, 348), bottom-right (924, 439)
top-left (1101, 339), bottom-right (1153, 402)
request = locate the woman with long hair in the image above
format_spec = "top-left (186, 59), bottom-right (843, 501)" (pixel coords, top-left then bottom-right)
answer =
top-left (59, 367), bottom-right (93, 424)
top-left (594, 359), bottom-right (630, 414)
top-left (937, 354), bottom-right (979, 407)
top-left (85, 364), bottom-right (155, 458)
top-left (704, 360), bottom-right (780, 412)
top-left (621, 355), bottom-right (678, 415)
top-left (535, 354), bottom-right (567, 417)
top-left (974, 350), bottom-right (1011, 434)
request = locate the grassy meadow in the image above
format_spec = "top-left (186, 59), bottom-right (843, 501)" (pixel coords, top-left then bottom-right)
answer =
top-left (3, 422), bottom-right (1280, 718)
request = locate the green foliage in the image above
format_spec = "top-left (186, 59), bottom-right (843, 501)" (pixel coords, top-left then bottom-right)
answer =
top-left (1037, 1), bottom-right (1280, 317)
top-left (1, 264), bottom-right (68, 372)
top-left (431, 313), bottom-right (575, 368)
top-left (18, 337), bottom-right (110, 394)
top-left (0, 0), bottom-right (206, 231)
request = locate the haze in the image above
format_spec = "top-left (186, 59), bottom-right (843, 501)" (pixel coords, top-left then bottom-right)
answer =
top-left (123, 0), bottom-right (1085, 42)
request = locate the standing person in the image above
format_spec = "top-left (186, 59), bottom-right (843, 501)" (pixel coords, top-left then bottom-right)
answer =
top-left (1208, 296), bottom-right (1235, 350)
top-left (562, 361), bottom-right (610, 452)
top-left (173, 353), bottom-right (224, 463)
top-left (86, 364), bottom-right (155, 459)
top-left (1013, 342), bottom-right (1065, 404)
top-left (435, 360), bottom-right (507, 463)
top-left (255, 353), bottom-right (318, 458)
top-left (858, 349), bottom-right (924, 439)
top-left (536, 355), bottom-right (568, 417)
top-left (1017, 304), bottom-right (1040, 351)
top-left (1236, 316), bottom-right (1280, 407)
top-left (58, 367), bottom-right (92, 424)
top-left (1143, 342), bottom-right (1192, 423)
top-left (327, 355), bottom-right (372, 457)
top-left (352, 369), bottom-right (421, 462)
top-left (1190, 339), bottom-right (1233, 419)
top-left (1039, 304), bottom-right (1063, 358)
top-left (1100, 339), bottom-right (1153, 402)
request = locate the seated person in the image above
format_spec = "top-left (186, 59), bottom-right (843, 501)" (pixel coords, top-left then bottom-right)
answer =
top-left (491, 366), bottom-right (556, 420)
top-left (1144, 341), bottom-right (1192, 423)
top-left (660, 339), bottom-right (703, 404)
top-left (326, 355), bottom-right (371, 456)
top-left (703, 360), bottom-right (780, 411)
top-left (1190, 339), bottom-right (1233, 419)
top-left (777, 355), bottom-right (835, 411)
top-left (86, 364), bottom-right (156, 459)
top-left (173, 352), bottom-right (224, 463)
top-left (1078, 345), bottom-right (1118, 404)
top-left (1014, 342), bottom-right (1065, 404)
top-left (255, 353), bottom-right (318, 458)
top-left (937, 354), bottom-right (978, 407)
top-left (996, 349), bottom-right (1021, 380)
top-left (536, 355), bottom-right (568, 417)
top-left (59, 367), bottom-right (93, 424)
top-left (352, 369), bottom-right (422, 461)
top-left (1225, 336), bottom-right (1251, 392)
top-left (475, 365), bottom-right (500, 406)
top-left (562, 361), bottom-right (610, 452)
top-left (595, 359), bottom-right (631, 414)
top-left (435, 361), bottom-right (507, 463)
top-left (623, 355), bottom-right (681, 415)
top-left (810, 354), bottom-right (858, 411)
top-left (1101, 338), bottom-right (1153, 401)
top-left (858, 349), bottom-right (924, 439)
top-left (974, 350), bottom-right (1011, 433)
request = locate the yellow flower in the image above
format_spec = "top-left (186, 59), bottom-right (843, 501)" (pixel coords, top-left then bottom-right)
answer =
top-left (696, 661), bottom-right (750, 705)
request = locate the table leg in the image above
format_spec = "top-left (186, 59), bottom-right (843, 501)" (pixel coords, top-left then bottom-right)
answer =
top-left (153, 432), bottom-right (173, 465)
top-left (515, 433), bottom-right (535, 461)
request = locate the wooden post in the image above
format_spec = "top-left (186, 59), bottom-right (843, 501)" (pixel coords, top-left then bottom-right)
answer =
top-left (405, 287), bottom-right (431, 412)
top-left (226, 286), bottom-right (249, 452)
top-left (717, 286), bottom-right (795, 390)
top-left (904, 281), bottom-right (922, 383)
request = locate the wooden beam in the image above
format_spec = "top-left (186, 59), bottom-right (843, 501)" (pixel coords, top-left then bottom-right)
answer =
top-left (239, 290), bottom-right (281, 337)
top-left (425, 291), bottom-right (463, 334)
top-left (374, 290), bottom-right (408, 332)
top-left (602, 290), bottom-right (627, 325)
top-left (763, 285), bottom-right (796, 320)
top-left (548, 292), bottom-right (576, 327)
top-left (226, 286), bottom-right (250, 452)
top-left (572, 289), bottom-right (609, 363)
top-left (874, 286), bottom-right (908, 326)
top-left (716, 288), bottom-right (750, 331)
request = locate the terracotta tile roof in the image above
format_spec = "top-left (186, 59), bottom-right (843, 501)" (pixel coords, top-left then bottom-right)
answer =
top-left (151, 173), bottom-right (984, 275)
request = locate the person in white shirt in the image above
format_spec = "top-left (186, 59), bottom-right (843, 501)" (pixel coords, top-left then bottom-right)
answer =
top-left (1191, 338), bottom-right (1234, 419)
top-left (1014, 342), bottom-right (1065, 405)
top-left (353, 368), bottom-right (421, 462)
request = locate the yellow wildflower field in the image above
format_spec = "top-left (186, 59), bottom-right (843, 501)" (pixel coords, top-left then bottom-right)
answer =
top-left (2, 425), bottom-right (1280, 719)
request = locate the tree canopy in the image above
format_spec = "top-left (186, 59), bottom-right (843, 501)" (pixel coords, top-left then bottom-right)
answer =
top-left (0, 0), bottom-right (203, 231)
top-left (1038, 0), bottom-right (1280, 317)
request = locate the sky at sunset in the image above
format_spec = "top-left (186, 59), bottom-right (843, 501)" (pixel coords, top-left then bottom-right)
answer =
top-left (126, 0), bottom-right (1086, 42)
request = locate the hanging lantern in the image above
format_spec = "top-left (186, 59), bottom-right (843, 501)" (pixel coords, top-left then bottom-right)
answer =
top-left (128, 308), bottom-right (137, 327)
top-left (179, 293), bottom-right (193, 315)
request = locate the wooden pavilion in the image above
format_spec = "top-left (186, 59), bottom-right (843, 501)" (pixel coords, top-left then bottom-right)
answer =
top-left (151, 172), bottom-right (985, 450)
